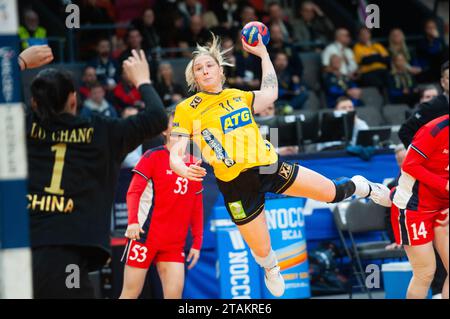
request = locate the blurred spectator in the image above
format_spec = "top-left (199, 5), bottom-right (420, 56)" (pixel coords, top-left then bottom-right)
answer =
top-left (132, 8), bottom-right (161, 52)
top-left (267, 23), bottom-right (304, 79)
top-left (335, 97), bottom-right (368, 146)
top-left (419, 85), bottom-right (439, 104)
top-left (155, 62), bottom-right (187, 107)
top-left (121, 106), bottom-right (143, 168)
top-left (178, 0), bottom-right (204, 28)
top-left (317, 97), bottom-right (369, 151)
top-left (322, 28), bottom-right (358, 78)
top-left (18, 9), bottom-right (48, 50)
top-left (232, 34), bottom-right (262, 91)
top-left (111, 36), bottom-right (127, 59)
top-left (388, 53), bottom-right (419, 107)
top-left (273, 52), bottom-right (309, 112)
top-left (416, 19), bottom-right (449, 83)
top-left (291, 1), bottom-right (334, 49)
top-left (324, 54), bottom-right (362, 108)
top-left (239, 5), bottom-right (258, 29)
top-left (210, 0), bottom-right (243, 36)
top-left (388, 28), bottom-right (422, 76)
top-left (80, 82), bottom-right (118, 118)
top-left (79, 66), bottom-right (98, 103)
top-left (178, 15), bottom-right (210, 57)
top-left (113, 72), bottom-right (144, 112)
top-left (117, 28), bottom-right (156, 79)
top-left (265, 2), bottom-right (294, 42)
top-left (87, 39), bottom-right (119, 91)
top-left (353, 27), bottom-right (390, 90)
top-left (407, 85), bottom-right (439, 117)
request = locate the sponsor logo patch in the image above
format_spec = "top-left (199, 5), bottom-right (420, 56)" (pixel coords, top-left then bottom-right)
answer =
top-left (190, 96), bottom-right (203, 109)
top-left (228, 200), bottom-right (246, 220)
top-left (220, 108), bottom-right (252, 134)
top-left (278, 162), bottom-right (293, 180)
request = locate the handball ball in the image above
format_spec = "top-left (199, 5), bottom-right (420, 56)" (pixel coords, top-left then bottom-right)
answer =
top-left (241, 21), bottom-right (270, 46)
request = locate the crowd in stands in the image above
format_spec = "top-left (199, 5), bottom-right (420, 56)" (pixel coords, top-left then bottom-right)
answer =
top-left (18, 0), bottom-right (449, 157)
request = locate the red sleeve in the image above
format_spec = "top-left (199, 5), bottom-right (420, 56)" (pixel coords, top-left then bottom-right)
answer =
top-left (402, 127), bottom-right (448, 192)
top-left (190, 186), bottom-right (204, 250)
top-left (126, 152), bottom-right (155, 224)
top-left (126, 173), bottom-right (148, 225)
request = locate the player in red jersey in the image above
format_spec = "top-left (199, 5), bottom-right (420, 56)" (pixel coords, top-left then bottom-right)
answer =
top-left (391, 114), bottom-right (449, 299)
top-left (362, 115), bottom-right (449, 299)
top-left (119, 108), bottom-right (203, 299)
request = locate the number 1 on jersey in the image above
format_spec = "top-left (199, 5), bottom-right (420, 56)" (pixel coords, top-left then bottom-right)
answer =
top-left (44, 143), bottom-right (67, 195)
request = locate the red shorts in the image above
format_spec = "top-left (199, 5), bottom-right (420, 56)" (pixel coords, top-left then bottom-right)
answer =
top-left (391, 204), bottom-right (448, 246)
top-left (121, 240), bottom-right (185, 269)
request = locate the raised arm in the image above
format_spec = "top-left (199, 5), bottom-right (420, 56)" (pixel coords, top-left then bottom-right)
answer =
top-left (241, 34), bottom-right (278, 114)
top-left (110, 50), bottom-right (168, 159)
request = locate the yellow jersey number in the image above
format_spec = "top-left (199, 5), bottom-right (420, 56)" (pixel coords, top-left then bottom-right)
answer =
top-left (44, 143), bottom-right (67, 195)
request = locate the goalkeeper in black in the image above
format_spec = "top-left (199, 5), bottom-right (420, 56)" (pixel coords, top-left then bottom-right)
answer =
top-left (19, 46), bottom-right (167, 298)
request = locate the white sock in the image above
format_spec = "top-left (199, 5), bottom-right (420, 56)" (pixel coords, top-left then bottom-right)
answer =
top-left (251, 249), bottom-right (278, 269)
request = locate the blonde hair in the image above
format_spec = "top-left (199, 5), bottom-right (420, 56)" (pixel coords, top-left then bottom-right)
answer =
top-left (388, 28), bottom-right (411, 62)
top-left (185, 33), bottom-right (234, 92)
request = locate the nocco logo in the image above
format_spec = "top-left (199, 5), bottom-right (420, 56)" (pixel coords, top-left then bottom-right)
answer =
top-left (266, 207), bottom-right (305, 241)
top-left (227, 230), bottom-right (251, 299)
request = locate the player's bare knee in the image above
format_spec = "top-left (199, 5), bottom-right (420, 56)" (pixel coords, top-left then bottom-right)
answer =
top-left (252, 245), bottom-right (271, 258)
top-left (414, 264), bottom-right (436, 284)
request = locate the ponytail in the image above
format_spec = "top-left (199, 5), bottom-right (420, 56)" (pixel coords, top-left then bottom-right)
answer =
top-left (30, 68), bottom-right (75, 121)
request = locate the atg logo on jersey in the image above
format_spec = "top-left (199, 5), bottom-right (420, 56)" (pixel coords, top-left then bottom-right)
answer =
top-left (221, 108), bottom-right (252, 134)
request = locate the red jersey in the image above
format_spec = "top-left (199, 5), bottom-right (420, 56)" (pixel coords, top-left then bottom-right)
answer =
top-left (393, 115), bottom-right (449, 211)
top-left (126, 146), bottom-right (203, 250)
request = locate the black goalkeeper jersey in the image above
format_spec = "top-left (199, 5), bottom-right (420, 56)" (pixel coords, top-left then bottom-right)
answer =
top-left (26, 83), bottom-right (167, 270)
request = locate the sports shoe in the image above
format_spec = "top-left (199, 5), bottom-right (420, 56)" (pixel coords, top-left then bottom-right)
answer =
top-left (264, 265), bottom-right (285, 297)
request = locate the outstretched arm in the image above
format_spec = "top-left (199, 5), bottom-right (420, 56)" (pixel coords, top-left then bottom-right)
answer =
top-left (18, 45), bottom-right (54, 70)
top-left (241, 34), bottom-right (278, 114)
top-left (169, 135), bottom-right (206, 182)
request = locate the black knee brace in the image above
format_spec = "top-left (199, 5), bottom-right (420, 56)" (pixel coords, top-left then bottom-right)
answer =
top-left (330, 177), bottom-right (356, 203)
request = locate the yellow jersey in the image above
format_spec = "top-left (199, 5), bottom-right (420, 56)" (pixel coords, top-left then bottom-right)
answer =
top-left (353, 42), bottom-right (389, 74)
top-left (171, 89), bottom-right (278, 182)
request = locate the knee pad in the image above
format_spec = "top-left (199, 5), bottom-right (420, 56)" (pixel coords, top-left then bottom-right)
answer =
top-left (330, 177), bottom-right (356, 203)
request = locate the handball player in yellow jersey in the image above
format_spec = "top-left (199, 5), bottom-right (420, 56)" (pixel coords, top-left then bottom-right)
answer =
top-left (169, 33), bottom-right (373, 297)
